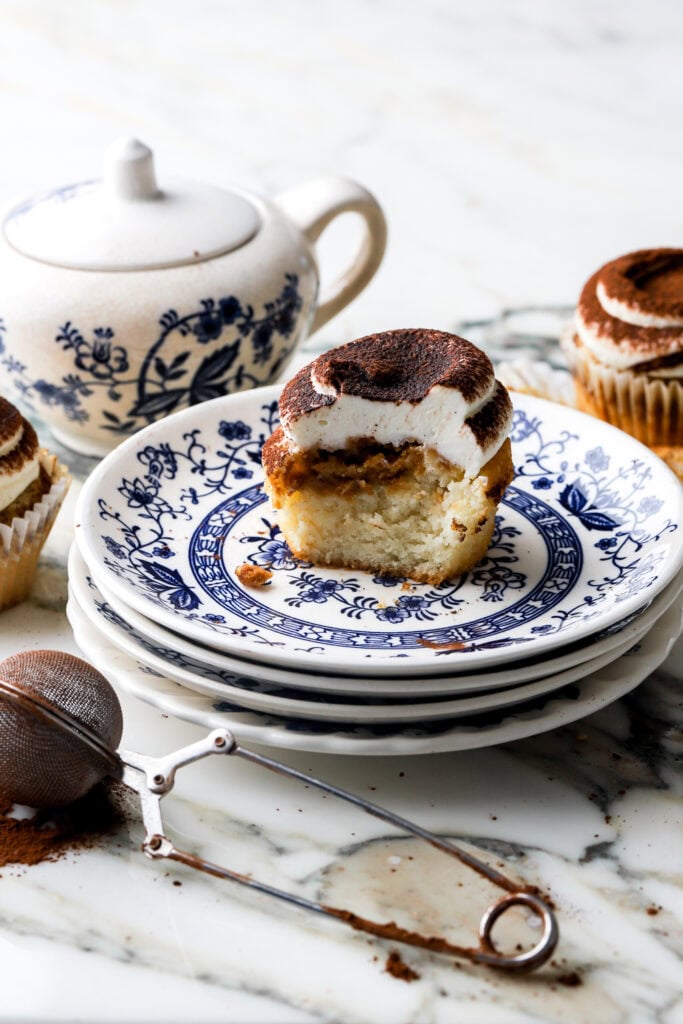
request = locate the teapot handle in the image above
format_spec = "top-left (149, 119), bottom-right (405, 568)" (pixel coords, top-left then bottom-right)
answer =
top-left (274, 177), bottom-right (387, 335)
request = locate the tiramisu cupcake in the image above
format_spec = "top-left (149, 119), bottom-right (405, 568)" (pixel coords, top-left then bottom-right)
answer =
top-left (262, 329), bottom-right (514, 585)
top-left (562, 249), bottom-right (683, 463)
top-left (0, 395), bottom-right (70, 610)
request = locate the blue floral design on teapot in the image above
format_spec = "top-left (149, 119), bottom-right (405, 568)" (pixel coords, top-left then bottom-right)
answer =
top-left (0, 273), bottom-right (302, 436)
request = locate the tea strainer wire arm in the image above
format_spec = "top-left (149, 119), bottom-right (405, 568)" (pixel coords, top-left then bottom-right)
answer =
top-left (121, 728), bottom-right (559, 972)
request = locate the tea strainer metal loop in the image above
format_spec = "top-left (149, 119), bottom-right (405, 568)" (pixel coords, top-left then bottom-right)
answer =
top-left (0, 651), bottom-right (558, 972)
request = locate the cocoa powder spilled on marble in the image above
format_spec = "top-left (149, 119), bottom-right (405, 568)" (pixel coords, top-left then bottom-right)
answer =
top-left (325, 906), bottom-right (479, 961)
top-left (557, 971), bottom-right (582, 987)
top-left (385, 950), bottom-right (420, 982)
top-left (0, 781), bottom-right (132, 870)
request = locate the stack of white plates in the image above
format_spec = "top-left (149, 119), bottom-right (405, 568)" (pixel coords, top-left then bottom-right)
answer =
top-left (68, 385), bottom-right (683, 756)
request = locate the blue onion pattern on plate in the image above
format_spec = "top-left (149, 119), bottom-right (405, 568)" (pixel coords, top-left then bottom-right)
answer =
top-left (70, 545), bottom-right (662, 724)
top-left (66, 593), bottom-right (683, 756)
top-left (76, 386), bottom-right (683, 675)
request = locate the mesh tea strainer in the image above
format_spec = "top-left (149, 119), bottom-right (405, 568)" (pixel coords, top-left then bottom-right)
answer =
top-left (0, 649), bottom-right (558, 971)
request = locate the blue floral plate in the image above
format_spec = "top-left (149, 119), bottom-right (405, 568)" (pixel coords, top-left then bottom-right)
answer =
top-left (76, 385), bottom-right (683, 676)
top-left (82, 546), bottom-right (683, 697)
top-left (68, 548), bottom-right (658, 723)
top-left (66, 594), bottom-right (683, 755)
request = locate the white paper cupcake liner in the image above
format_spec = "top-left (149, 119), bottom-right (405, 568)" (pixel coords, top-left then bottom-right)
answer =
top-left (570, 350), bottom-right (682, 449)
top-left (498, 344), bottom-right (682, 481)
top-left (496, 357), bottom-right (576, 407)
top-left (0, 452), bottom-right (71, 610)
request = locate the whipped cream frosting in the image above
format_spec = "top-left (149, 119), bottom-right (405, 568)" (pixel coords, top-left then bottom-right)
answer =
top-left (0, 396), bottom-right (40, 512)
top-left (576, 250), bottom-right (683, 375)
top-left (279, 329), bottom-right (513, 476)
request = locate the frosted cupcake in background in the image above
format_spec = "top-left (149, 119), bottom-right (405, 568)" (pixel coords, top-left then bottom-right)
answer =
top-left (561, 249), bottom-right (683, 476)
top-left (0, 395), bottom-right (70, 610)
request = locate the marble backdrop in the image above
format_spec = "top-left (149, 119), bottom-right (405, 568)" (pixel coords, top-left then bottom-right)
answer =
top-left (0, 1), bottom-right (682, 1022)
top-left (1, 0), bottom-right (682, 338)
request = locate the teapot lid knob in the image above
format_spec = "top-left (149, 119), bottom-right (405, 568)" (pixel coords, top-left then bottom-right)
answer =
top-left (104, 137), bottom-right (159, 200)
top-left (2, 137), bottom-right (261, 271)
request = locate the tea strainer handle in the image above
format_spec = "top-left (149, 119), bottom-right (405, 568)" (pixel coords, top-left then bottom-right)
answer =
top-left (121, 728), bottom-right (559, 972)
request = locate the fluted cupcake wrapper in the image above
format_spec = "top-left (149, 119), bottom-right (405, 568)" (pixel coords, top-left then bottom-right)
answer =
top-left (0, 452), bottom-right (71, 610)
top-left (566, 344), bottom-right (682, 451)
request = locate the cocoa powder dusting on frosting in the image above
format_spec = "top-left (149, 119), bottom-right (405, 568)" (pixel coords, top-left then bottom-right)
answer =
top-left (313, 329), bottom-right (493, 404)
top-left (599, 248), bottom-right (683, 320)
top-left (0, 418), bottom-right (39, 479)
top-left (278, 364), bottom-right (334, 425)
top-left (578, 270), bottom-right (683, 356)
top-left (261, 425), bottom-right (291, 479)
top-left (279, 329), bottom-right (496, 429)
top-left (273, 329), bottom-right (515, 474)
top-left (466, 382), bottom-right (513, 449)
top-left (0, 397), bottom-right (22, 447)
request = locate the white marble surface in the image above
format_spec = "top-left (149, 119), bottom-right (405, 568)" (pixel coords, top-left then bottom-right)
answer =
top-left (1, 1), bottom-right (683, 1021)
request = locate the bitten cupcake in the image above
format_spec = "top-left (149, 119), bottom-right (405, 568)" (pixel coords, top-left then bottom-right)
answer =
top-left (262, 329), bottom-right (514, 585)
top-left (0, 395), bottom-right (70, 610)
top-left (562, 249), bottom-right (683, 458)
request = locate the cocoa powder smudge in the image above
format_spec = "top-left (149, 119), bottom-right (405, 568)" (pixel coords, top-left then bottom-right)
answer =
top-left (385, 950), bottom-right (420, 982)
top-left (0, 781), bottom-right (132, 869)
top-left (416, 638), bottom-right (468, 652)
top-left (558, 971), bottom-right (582, 987)
top-left (325, 906), bottom-right (479, 962)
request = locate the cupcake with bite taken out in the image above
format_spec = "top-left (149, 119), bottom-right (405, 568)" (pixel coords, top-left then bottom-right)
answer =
top-left (262, 329), bottom-right (514, 585)
top-left (561, 249), bottom-right (683, 471)
top-left (0, 395), bottom-right (70, 610)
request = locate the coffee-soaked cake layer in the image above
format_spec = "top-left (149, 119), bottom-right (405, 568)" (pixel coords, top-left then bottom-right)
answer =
top-left (263, 429), bottom-right (513, 585)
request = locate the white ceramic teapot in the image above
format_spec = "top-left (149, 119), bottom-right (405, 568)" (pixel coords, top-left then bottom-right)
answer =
top-left (0, 137), bottom-right (386, 455)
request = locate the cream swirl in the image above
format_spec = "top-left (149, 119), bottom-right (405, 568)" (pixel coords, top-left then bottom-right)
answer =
top-left (0, 396), bottom-right (40, 512)
top-left (576, 250), bottom-right (683, 374)
top-left (279, 329), bottom-right (513, 476)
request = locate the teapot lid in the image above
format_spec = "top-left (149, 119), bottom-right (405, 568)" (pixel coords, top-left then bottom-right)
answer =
top-left (2, 137), bottom-right (261, 271)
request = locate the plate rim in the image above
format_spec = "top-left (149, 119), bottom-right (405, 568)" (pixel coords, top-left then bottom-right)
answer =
top-left (67, 572), bottom-right (652, 724)
top-left (76, 385), bottom-right (683, 676)
top-left (66, 595), bottom-right (683, 755)
top-left (72, 539), bottom-right (683, 698)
